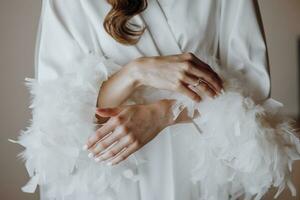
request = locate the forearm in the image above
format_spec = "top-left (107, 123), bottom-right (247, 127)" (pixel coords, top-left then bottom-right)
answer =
top-left (97, 63), bottom-right (139, 109)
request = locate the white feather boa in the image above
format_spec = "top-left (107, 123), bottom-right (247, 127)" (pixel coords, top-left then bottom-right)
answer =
top-left (12, 54), bottom-right (145, 199)
top-left (12, 53), bottom-right (300, 200)
top-left (167, 70), bottom-right (300, 200)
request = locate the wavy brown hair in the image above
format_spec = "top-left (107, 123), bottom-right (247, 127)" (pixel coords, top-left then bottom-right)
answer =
top-left (104, 0), bottom-right (148, 45)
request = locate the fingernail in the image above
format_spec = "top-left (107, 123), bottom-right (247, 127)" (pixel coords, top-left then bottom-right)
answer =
top-left (95, 157), bottom-right (101, 162)
top-left (106, 162), bottom-right (112, 166)
top-left (88, 153), bottom-right (94, 158)
top-left (82, 145), bottom-right (88, 151)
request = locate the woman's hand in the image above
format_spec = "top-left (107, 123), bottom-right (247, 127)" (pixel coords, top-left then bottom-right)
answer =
top-left (129, 52), bottom-right (223, 102)
top-left (84, 100), bottom-right (175, 165)
top-left (97, 52), bottom-right (223, 111)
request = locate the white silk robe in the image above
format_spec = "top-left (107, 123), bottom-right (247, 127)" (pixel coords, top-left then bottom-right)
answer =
top-left (17, 0), bottom-right (300, 200)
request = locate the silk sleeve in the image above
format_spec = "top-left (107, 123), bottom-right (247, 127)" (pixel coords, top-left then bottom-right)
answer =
top-left (218, 0), bottom-right (271, 101)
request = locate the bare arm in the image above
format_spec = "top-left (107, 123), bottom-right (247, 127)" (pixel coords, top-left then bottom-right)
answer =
top-left (87, 53), bottom-right (223, 165)
top-left (96, 63), bottom-right (139, 109)
top-left (97, 53), bottom-right (222, 121)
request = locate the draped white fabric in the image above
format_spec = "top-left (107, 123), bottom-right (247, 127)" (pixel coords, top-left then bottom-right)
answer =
top-left (14, 0), bottom-right (300, 200)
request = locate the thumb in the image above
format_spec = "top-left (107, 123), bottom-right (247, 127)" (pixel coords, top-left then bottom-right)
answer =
top-left (96, 107), bottom-right (124, 117)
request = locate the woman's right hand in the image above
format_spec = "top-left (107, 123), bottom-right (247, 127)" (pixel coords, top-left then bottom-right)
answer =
top-left (127, 52), bottom-right (223, 102)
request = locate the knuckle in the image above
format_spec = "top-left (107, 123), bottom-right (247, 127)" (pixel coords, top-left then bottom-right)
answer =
top-left (183, 52), bottom-right (194, 60)
top-left (177, 72), bottom-right (185, 80)
top-left (173, 81), bottom-right (182, 90)
top-left (121, 125), bottom-right (130, 133)
top-left (98, 142), bottom-right (107, 149)
top-left (127, 134), bottom-right (136, 143)
top-left (183, 61), bottom-right (192, 71)
top-left (133, 140), bottom-right (141, 148)
top-left (119, 130), bottom-right (128, 137)
top-left (114, 116), bottom-right (124, 124)
top-left (108, 150), bottom-right (116, 157)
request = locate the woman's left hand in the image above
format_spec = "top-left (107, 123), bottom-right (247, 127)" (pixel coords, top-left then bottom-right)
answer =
top-left (84, 100), bottom-right (175, 165)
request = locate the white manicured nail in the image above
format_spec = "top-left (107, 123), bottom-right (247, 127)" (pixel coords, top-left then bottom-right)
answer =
top-left (88, 153), bottom-right (94, 158)
top-left (82, 145), bottom-right (88, 151)
top-left (106, 162), bottom-right (112, 166)
top-left (95, 157), bottom-right (101, 162)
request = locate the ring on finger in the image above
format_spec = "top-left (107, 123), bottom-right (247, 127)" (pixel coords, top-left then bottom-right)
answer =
top-left (193, 78), bottom-right (205, 87)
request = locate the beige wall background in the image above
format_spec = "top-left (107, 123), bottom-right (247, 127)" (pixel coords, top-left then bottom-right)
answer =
top-left (0, 0), bottom-right (299, 200)
top-left (0, 0), bottom-right (40, 199)
top-left (260, 0), bottom-right (300, 117)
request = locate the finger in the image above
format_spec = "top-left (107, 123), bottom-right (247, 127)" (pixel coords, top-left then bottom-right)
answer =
top-left (194, 81), bottom-right (216, 98)
top-left (197, 66), bottom-right (223, 88)
top-left (96, 107), bottom-right (124, 118)
top-left (181, 74), bottom-right (216, 97)
top-left (108, 142), bottom-right (140, 165)
top-left (90, 126), bottom-right (126, 156)
top-left (195, 62), bottom-right (223, 85)
top-left (186, 66), bottom-right (222, 93)
top-left (176, 83), bottom-right (202, 102)
top-left (85, 118), bottom-right (117, 149)
top-left (183, 53), bottom-right (223, 85)
top-left (170, 53), bottom-right (222, 92)
top-left (94, 135), bottom-right (130, 162)
top-left (191, 56), bottom-right (215, 73)
top-left (180, 52), bottom-right (214, 73)
top-left (94, 113), bottom-right (109, 124)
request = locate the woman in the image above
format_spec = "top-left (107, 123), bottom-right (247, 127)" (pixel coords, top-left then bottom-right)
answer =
top-left (17, 0), bottom-right (287, 199)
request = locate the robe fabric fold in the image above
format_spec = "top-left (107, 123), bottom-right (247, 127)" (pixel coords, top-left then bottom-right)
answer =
top-left (13, 0), bottom-right (300, 200)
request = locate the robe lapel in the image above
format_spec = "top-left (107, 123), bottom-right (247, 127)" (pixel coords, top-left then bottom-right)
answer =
top-left (140, 0), bottom-right (183, 55)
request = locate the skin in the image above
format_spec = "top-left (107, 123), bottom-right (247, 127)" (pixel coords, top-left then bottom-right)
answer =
top-left (84, 52), bottom-right (223, 165)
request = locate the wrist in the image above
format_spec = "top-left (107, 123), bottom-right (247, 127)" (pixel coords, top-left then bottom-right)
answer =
top-left (123, 59), bottom-right (144, 89)
top-left (122, 62), bottom-right (141, 89)
top-left (151, 99), bottom-right (176, 127)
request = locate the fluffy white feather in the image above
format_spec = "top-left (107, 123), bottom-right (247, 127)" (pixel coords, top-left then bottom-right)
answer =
top-left (14, 53), bottom-right (145, 199)
top-left (170, 67), bottom-right (300, 200)
top-left (13, 53), bottom-right (300, 200)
